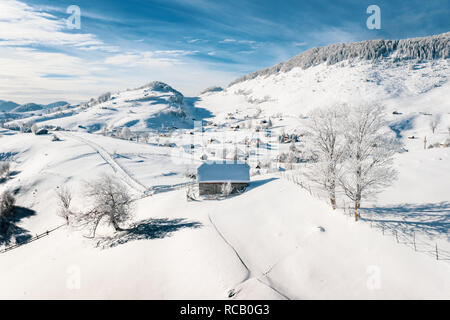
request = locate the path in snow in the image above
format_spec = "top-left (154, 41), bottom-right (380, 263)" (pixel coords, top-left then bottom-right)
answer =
top-left (58, 132), bottom-right (148, 194)
top-left (208, 214), bottom-right (290, 300)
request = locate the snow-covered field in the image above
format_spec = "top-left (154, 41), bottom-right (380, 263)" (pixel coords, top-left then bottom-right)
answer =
top-left (1, 34), bottom-right (449, 299)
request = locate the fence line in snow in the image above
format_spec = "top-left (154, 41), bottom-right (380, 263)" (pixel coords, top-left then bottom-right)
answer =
top-left (280, 171), bottom-right (450, 263)
top-left (0, 224), bottom-right (66, 255)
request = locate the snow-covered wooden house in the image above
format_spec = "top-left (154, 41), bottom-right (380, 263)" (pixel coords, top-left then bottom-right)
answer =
top-left (197, 161), bottom-right (250, 195)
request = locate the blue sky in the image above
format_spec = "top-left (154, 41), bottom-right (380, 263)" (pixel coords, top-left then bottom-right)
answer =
top-left (0, 0), bottom-right (448, 103)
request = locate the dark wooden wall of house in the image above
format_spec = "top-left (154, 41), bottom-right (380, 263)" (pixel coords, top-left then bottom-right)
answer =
top-left (199, 183), bottom-right (248, 195)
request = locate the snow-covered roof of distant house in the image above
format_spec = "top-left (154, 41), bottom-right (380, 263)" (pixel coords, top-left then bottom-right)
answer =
top-left (197, 161), bottom-right (250, 183)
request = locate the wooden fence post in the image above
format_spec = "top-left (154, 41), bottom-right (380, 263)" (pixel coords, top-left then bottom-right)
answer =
top-left (436, 243), bottom-right (439, 260)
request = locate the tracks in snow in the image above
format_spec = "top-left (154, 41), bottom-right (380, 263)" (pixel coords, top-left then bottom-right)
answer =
top-left (59, 132), bottom-right (148, 195)
top-left (208, 214), bottom-right (291, 300)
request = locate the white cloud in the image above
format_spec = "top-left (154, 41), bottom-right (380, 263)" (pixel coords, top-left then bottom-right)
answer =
top-left (293, 41), bottom-right (307, 47)
top-left (0, 46), bottom-right (111, 103)
top-left (0, 1), bottom-right (237, 103)
top-left (220, 38), bottom-right (237, 43)
top-left (219, 38), bottom-right (260, 47)
top-left (104, 50), bottom-right (198, 68)
top-left (0, 45), bottom-right (236, 103)
top-left (0, 0), bottom-right (108, 50)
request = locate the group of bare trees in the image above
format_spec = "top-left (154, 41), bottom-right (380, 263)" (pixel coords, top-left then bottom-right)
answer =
top-left (305, 103), bottom-right (400, 221)
top-left (56, 174), bottom-right (134, 238)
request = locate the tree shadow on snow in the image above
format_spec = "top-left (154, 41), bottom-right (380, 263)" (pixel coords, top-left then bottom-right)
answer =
top-left (361, 202), bottom-right (450, 240)
top-left (0, 206), bottom-right (36, 246)
top-left (96, 218), bottom-right (202, 248)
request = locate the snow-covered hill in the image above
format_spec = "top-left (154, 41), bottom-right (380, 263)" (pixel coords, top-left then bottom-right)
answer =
top-left (0, 126), bottom-right (449, 299)
top-left (0, 32), bottom-right (449, 300)
top-left (6, 81), bottom-right (201, 133)
top-left (198, 32), bottom-right (449, 119)
top-left (0, 100), bottom-right (19, 112)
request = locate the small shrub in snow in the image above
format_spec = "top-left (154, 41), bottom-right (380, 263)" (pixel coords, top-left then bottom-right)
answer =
top-left (120, 127), bottom-right (132, 140)
top-left (0, 191), bottom-right (15, 217)
top-left (30, 123), bottom-right (38, 134)
top-left (0, 191), bottom-right (15, 235)
top-left (221, 181), bottom-right (232, 197)
top-left (429, 115), bottom-right (441, 134)
top-left (0, 162), bottom-right (10, 179)
top-left (184, 170), bottom-right (197, 180)
top-left (97, 92), bottom-right (112, 104)
top-left (186, 185), bottom-right (197, 201)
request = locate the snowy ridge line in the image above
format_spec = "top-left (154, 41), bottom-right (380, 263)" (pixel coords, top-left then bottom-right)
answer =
top-left (58, 132), bottom-right (147, 194)
top-left (208, 214), bottom-right (290, 300)
top-left (280, 172), bottom-right (450, 263)
top-left (229, 32), bottom-right (450, 86)
top-left (0, 224), bottom-right (66, 255)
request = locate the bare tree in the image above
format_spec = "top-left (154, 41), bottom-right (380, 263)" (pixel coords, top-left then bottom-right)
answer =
top-left (339, 103), bottom-right (400, 221)
top-left (56, 186), bottom-right (72, 225)
top-left (101, 125), bottom-right (109, 136)
top-left (31, 123), bottom-right (38, 134)
top-left (186, 184), bottom-right (197, 201)
top-left (430, 115), bottom-right (441, 134)
top-left (76, 175), bottom-right (134, 238)
top-left (142, 133), bottom-right (150, 143)
top-left (0, 162), bottom-right (10, 179)
top-left (304, 105), bottom-right (348, 209)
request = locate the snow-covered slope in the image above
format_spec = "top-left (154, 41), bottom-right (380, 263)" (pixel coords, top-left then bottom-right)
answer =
top-left (6, 82), bottom-right (198, 133)
top-left (231, 32), bottom-right (449, 85)
top-left (1, 32), bottom-right (449, 300)
top-left (1, 164), bottom-right (450, 299)
top-left (198, 33), bottom-right (449, 119)
top-left (0, 100), bottom-right (19, 112)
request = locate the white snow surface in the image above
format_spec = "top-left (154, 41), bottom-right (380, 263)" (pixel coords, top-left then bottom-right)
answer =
top-left (0, 41), bottom-right (450, 299)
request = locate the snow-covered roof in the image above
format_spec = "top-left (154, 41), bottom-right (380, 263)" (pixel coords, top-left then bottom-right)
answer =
top-left (197, 161), bottom-right (250, 183)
